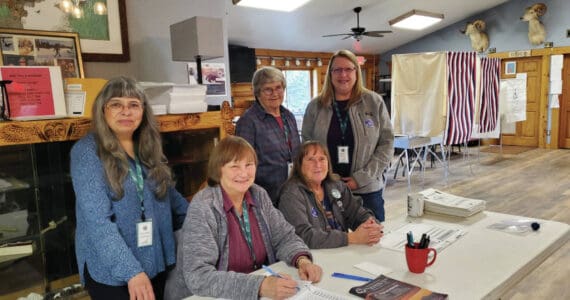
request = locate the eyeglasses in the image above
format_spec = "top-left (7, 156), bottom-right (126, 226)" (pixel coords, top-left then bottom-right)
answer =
top-left (331, 67), bottom-right (356, 75)
top-left (105, 100), bottom-right (144, 114)
top-left (260, 85), bottom-right (284, 96)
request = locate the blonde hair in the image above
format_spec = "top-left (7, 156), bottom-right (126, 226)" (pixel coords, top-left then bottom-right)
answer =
top-left (318, 49), bottom-right (369, 108)
top-left (207, 136), bottom-right (258, 186)
top-left (91, 76), bottom-right (173, 199)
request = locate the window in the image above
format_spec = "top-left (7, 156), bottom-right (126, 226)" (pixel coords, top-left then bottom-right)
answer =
top-left (282, 70), bottom-right (312, 131)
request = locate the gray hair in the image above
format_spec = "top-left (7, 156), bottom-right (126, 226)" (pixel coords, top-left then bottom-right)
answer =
top-left (91, 76), bottom-right (174, 199)
top-left (252, 66), bottom-right (286, 99)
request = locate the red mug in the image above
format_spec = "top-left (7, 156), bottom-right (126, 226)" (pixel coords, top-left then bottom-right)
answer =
top-left (405, 243), bottom-right (437, 273)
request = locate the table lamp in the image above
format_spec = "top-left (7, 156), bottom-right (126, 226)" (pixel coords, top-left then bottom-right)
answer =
top-left (170, 16), bottom-right (224, 84)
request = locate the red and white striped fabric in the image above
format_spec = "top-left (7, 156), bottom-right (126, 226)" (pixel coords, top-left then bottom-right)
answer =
top-left (444, 52), bottom-right (477, 145)
top-left (478, 57), bottom-right (501, 133)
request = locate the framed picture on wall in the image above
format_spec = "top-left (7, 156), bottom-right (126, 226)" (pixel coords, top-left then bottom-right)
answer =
top-left (188, 62), bottom-right (227, 96)
top-left (505, 61), bottom-right (516, 75)
top-left (1, 0), bottom-right (129, 62)
top-left (0, 28), bottom-right (84, 78)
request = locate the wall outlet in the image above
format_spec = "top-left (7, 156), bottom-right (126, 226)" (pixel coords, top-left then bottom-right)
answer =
top-left (544, 41), bottom-right (553, 48)
top-left (488, 47), bottom-right (496, 53)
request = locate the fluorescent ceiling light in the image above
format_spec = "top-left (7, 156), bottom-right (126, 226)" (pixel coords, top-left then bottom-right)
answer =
top-left (233, 0), bottom-right (311, 12)
top-left (389, 10), bottom-right (444, 30)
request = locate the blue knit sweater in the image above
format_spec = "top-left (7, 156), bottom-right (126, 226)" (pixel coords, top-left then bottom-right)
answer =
top-left (71, 133), bottom-right (188, 286)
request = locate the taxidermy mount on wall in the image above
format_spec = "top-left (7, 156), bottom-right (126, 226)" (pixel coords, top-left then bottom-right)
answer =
top-left (520, 3), bottom-right (547, 45)
top-left (460, 20), bottom-right (489, 53)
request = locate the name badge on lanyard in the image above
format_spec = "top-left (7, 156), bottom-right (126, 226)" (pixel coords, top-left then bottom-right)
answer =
top-left (287, 162), bottom-right (294, 177)
top-left (137, 220), bottom-right (153, 247)
top-left (337, 146), bottom-right (349, 164)
top-left (131, 155), bottom-right (152, 247)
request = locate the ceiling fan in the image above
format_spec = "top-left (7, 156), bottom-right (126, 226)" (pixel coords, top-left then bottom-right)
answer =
top-left (323, 7), bottom-right (392, 41)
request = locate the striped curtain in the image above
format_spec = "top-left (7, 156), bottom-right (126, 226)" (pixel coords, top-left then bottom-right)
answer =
top-left (478, 57), bottom-right (501, 133)
top-left (444, 52), bottom-right (477, 145)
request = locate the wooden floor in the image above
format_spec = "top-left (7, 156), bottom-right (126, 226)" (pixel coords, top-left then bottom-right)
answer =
top-left (383, 145), bottom-right (570, 300)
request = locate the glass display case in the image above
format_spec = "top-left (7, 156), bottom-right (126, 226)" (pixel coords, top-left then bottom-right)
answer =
top-left (0, 141), bottom-right (76, 299)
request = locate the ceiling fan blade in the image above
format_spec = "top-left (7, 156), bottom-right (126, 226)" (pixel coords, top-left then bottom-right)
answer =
top-left (342, 35), bottom-right (354, 40)
top-left (363, 32), bottom-right (384, 38)
top-left (322, 33), bottom-right (352, 37)
top-left (365, 30), bottom-right (392, 34)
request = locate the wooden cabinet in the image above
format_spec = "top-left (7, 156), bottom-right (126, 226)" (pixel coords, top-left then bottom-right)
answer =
top-left (0, 102), bottom-right (234, 299)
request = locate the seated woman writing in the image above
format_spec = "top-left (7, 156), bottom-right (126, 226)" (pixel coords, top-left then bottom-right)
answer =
top-left (165, 136), bottom-right (322, 300)
top-left (279, 141), bottom-right (384, 249)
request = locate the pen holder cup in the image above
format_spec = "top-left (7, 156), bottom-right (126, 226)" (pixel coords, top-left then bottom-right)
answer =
top-left (405, 243), bottom-right (437, 274)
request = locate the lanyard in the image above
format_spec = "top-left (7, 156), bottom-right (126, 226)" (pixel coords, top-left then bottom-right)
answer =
top-left (332, 99), bottom-right (349, 143)
top-left (277, 115), bottom-right (293, 157)
top-left (129, 156), bottom-right (145, 221)
top-left (236, 199), bottom-right (258, 269)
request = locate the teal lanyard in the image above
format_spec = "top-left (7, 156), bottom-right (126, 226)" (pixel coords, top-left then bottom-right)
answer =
top-left (332, 99), bottom-right (349, 143)
top-left (237, 199), bottom-right (258, 268)
top-left (129, 156), bottom-right (145, 221)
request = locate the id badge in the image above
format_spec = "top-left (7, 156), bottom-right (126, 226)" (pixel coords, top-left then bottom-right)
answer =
top-left (137, 220), bottom-right (153, 247)
top-left (287, 162), bottom-right (294, 177)
top-left (337, 146), bottom-right (349, 164)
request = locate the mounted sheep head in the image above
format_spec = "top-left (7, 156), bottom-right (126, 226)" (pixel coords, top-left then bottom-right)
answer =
top-left (521, 3), bottom-right (547, 45)
top-left (460, 20), bottom-right (489, 53)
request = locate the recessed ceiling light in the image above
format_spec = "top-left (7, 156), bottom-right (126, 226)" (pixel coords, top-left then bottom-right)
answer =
top-left (233, 0), bottom-right (311, 12)
top-left (389, 10), bottom-right (444, 30)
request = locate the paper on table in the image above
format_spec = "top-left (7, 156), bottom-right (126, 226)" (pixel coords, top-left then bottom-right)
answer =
top-left (260, 281), bottom-right (347, 300)
top-left (287, 282), bottom-right (347, 300)
top-left (353, 262), bottom-right (393, 276)
top-left (379, 222), bottom-right (466, 253)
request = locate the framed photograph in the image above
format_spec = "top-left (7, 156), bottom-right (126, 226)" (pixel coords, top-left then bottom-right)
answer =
top-left (187, 62), bottom-right (227, 96)
top-left (0, 0), bottom-right (129, 62)
top-left (0, 28), bottom-right (84, 78)
top-left (505, 61), bottom-right (516, 75)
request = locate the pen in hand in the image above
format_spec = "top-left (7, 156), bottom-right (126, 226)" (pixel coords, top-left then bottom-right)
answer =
top-left (262, 265), bottom-right (300, 291)
top-left (262, 265), bottom-right (283, 278)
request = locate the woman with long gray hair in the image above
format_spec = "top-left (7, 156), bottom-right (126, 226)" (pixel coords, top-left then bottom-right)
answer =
top-left (71, 76), bottom-right (188, 299)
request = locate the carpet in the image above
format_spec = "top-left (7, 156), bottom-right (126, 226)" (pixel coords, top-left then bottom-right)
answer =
top-left (479, 145), bottom-right (535, 154)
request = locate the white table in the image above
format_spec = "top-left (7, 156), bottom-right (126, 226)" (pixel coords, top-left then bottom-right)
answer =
top-left (392, 135), bottom-right (447, 190)
top-left (186, 211), bottom-right (569, 300)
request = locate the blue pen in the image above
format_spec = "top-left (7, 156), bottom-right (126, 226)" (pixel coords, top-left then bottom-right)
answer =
top-left (331, 272), bottom-right (373, 282)
top-left (262, 265), bottom-right (283, 278)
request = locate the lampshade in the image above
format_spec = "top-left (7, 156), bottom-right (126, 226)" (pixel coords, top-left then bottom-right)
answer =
top-left (170, 16), bottom-right (224, 61)
top-left (389, 10), bottom-right (443, 30)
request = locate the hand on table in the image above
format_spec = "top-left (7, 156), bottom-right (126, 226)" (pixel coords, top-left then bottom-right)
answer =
top-left (349, 218), bottom-right (384, 246)
top-left (297, 258), bottom-right (323, 283)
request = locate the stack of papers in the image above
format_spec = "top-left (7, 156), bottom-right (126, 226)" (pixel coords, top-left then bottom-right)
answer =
top-left (419, 188), bottom-right (486, 217)
top-left (139, 82), bottom-right (208, 115)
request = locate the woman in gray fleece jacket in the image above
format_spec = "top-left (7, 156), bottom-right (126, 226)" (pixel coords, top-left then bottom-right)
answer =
top-left (279, 141), bottom-right (383, 249)
top-left (165, 136), bottom-right (322, 300)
